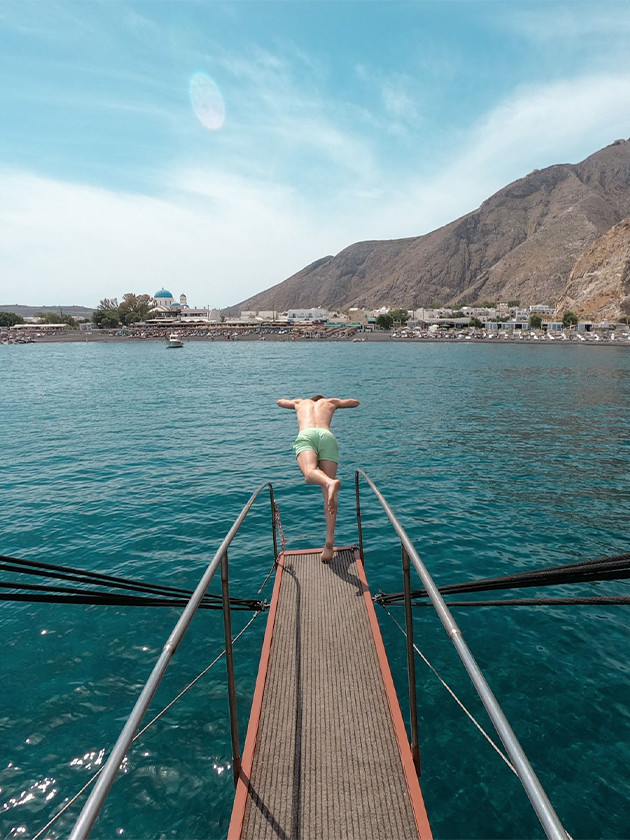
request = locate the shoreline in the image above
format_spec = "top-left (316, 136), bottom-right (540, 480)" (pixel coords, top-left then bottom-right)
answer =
top-left (3, 329), bottom-right (629, 347)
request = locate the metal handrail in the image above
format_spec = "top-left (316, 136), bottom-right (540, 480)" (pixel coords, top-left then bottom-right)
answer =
top-left (69, 482), bottom-right (278, 840)
top-left (354, 468), bottom-right (568, 840)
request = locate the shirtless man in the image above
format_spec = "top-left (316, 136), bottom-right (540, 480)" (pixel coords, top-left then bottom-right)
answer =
top-left (277, 395), bottom-right (360, 562)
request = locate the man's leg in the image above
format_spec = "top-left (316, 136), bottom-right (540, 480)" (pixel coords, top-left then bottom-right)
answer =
top-left (296, 451), bottom-right (341, 561)
top-left (296, 450), bottom-right (334, 494)
top-left (318, 459), bottom-right (339, 562)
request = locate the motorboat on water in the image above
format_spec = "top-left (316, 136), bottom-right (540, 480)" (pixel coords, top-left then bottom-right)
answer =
top-left (167, 333), bottom-right (184, 348)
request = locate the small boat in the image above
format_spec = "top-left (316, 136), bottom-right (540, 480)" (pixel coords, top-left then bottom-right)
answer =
top-left (167, 333), bottom-right (184, 348)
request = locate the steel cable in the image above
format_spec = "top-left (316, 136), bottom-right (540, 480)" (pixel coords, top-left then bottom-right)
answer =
top-left (375, 552), bottom-right (630, 608)
top-left (0, 553), bottom-right (265, 611)
top-left (29, 611), bottom-right (262, 840)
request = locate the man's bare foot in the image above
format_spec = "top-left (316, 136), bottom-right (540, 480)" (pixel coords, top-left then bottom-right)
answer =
top-left (325, 479), bottom-right (341, 515)
top-left (321, 545), bottom-right (335, 563)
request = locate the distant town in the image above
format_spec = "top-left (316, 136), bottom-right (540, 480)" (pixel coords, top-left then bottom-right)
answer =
top-left (1, 288), bottom-right (629, 344)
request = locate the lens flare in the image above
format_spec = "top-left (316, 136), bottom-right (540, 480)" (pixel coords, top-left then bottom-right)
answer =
top-left (190, 72), bottom-right (225, 131)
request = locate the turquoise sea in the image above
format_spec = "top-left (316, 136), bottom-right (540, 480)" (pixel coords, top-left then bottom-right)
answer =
top-left (1, 340), bottom-right (629, 840)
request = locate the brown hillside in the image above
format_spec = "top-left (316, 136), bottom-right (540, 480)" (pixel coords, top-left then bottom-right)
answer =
top-left (556, 218), bottom-right (630, 321)
top-left (234, 138), bottom-right (630, 312)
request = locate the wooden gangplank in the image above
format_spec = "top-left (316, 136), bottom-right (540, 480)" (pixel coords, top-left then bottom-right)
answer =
top-left (228, 546), bottom-right (432, 840)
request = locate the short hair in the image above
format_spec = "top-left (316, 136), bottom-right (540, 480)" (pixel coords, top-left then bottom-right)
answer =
top-left (311, 394), bottom-right (325, 401)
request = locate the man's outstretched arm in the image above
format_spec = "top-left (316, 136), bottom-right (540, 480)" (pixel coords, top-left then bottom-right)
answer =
top-left (330, 398), bottom-right (360, 408)
top-left (277, 398), bottom-right (298, 409)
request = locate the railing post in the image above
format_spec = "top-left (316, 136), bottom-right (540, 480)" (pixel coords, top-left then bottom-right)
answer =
top-left (402, 544), bottom-right (421, 775)
top-left (220, 549), bottom-right (241, 786)
top-left (355, 471), bottom-right (364, 562)
top-left (269, 486), bottom-right (279, 560)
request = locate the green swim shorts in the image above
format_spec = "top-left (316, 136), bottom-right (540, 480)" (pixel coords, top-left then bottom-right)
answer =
top-left (292, 427), bottom-right (339, 463)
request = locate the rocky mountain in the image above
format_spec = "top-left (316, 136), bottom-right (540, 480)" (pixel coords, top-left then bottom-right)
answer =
top-left (234, 139), bottom-right (630, 315)
top-left (556, 218), bottom-right (630, 321)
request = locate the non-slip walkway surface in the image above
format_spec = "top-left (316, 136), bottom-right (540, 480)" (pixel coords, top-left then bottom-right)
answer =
top-left (236, 547), bottom-right (427, 840)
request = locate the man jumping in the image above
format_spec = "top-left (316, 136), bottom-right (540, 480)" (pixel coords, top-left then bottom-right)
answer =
top-left (277, 395), bottom-right (360, 562)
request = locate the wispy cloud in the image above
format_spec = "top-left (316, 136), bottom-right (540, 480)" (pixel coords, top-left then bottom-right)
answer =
top-left (504, 3), bottom-right (630, 42)
top-left (0, 168), bottom-right (321, 307)
top-left (459, 72), bottom-right (630, 182)
top-left (320, 70), bottom-right (630, 241)
top-left (354, 63), bottom-right (423, 139)
top-left (185, 41), bottom-right (380, 191)
top-left (3, 66), bottom-right (629, 309)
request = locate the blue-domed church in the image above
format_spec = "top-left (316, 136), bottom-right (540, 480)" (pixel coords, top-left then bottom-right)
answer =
top-left (153, 289), bottom-right (189, 312)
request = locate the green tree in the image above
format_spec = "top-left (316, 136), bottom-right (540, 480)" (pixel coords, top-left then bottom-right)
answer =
top-left (376, 314), bottom-right (393, 330)
top-left (508, 300), bottom-right (521, 308)
top-left (93, 298), bottom-right (119, 327)
top-left (118, 293), bottom-right (154, 325)
top-left (0, 312), bottom-right (24, 327)
top-left (99, 312), bottom-right (121, 329)
top-left (469, 316), bottom-right (483, 328)
top-left (561, 311), bottom-right (578, 328)
top-left (93, 293), bottom-right (155, 326)
top-left (389, 308), bottom-right (409, 325)
top-left (528, 313), bottom-right (542, 329)
top-left (35, 312), bottom-right (77, 327)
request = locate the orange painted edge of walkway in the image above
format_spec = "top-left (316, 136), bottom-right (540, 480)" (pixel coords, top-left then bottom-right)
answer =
top-left (355, 546), bottom-right (434, 840)
top-left (228, 545), bottom-right (433, 840)
top-left (227, 552), bottom-right (286, 840)
top-left (227, 549), bottom-right (324, 838)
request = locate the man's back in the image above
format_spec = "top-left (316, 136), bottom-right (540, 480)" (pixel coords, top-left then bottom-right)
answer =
top-left (277, 397), bottom-right (359, 430)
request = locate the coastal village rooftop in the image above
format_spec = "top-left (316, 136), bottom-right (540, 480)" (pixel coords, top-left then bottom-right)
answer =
top-left (2, 290), bottom-right (625, 334)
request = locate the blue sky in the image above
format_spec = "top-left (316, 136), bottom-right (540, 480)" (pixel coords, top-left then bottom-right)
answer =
top-left (1, 0), bottom-right (630, 309)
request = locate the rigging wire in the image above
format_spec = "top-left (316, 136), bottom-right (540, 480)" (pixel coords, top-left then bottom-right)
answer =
top-left (0, 554), bottom-right (199, 597)
top-left (30, 611), bottom-right (262, 840)
top-left (273, 501), bottom-right (288, 556)
top-left (378, 602), bottom-right (518, 776)
top-left (255, 502), bottom-right (285, 594)
top-left (27, 527), bottom-right (282, 838)
top-left (417, 596), bottom-right (630, 607)
top-left (378, 604), bottom-right (577, 840)
top-left (0, 553), bottom-right (265, 611)
top-left (374, 552), bottom-right (630, 608)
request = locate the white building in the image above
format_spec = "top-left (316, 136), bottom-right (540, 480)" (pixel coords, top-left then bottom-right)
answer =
top-left (287, 308), bottom-right (329, 321)
top-left (529, 304), bottom-right (555, 314)
top-left (149, 289), bottom-right (220, 324)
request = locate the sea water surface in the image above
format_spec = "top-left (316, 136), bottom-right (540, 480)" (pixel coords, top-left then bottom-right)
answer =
top-left (1, 340), bottom-right (629, 839)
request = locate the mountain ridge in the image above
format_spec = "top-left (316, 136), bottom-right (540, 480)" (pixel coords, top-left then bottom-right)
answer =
top-left (233, 139), bottom-right (630, 318)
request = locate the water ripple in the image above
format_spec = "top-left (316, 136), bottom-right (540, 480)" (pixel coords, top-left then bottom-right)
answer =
top-left (1, 341), bottom-right (629, 839)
